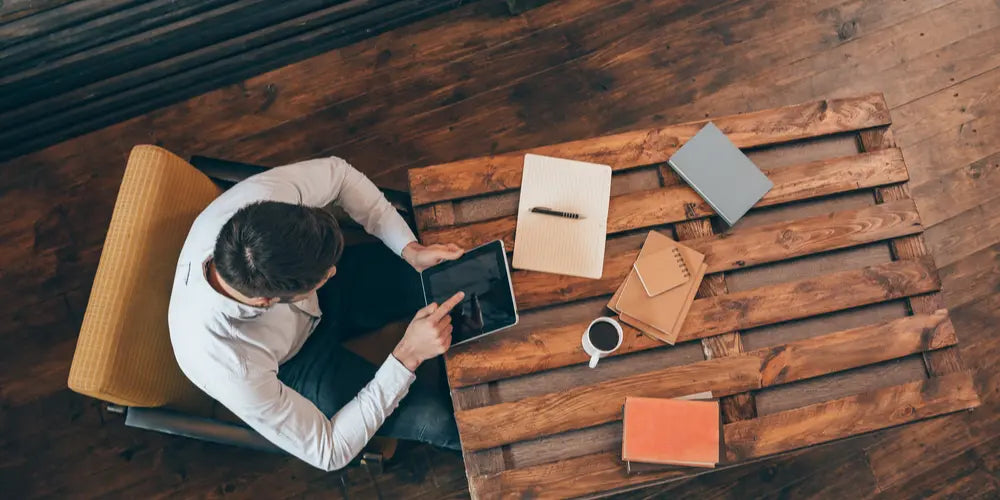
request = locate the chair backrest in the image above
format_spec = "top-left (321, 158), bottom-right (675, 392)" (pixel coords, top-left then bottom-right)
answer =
top-left (69, 145), bottom-right (222, 409)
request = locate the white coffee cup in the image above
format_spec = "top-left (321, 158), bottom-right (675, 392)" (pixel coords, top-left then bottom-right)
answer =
top-left (582, 317), bottom-right (623, 368)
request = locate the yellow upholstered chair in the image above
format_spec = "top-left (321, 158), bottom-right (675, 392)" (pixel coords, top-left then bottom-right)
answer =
top-left (69, 145), bottom-right (402, 467)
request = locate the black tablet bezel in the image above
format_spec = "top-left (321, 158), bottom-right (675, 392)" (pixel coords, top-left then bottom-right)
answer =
top-left (419, 239), bottom-right (519, 345)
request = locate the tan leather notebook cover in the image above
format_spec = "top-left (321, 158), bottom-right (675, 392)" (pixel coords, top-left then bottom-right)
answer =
top-left (612, 232), bottom-right (705, 343)
top-left (633, 247), bottom-right (689, 296)
top-left (512, 154), bottom-right (612, 279)
top-left (611, 267), bottom-right (707, 344)
top-left (622, 396), bottom-right (720, 467)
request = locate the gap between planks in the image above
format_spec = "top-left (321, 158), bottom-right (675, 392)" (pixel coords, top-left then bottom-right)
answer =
top-left (860, 126), bottom-right (966, 377)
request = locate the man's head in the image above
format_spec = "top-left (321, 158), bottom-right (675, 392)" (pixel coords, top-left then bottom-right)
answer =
top-left (214, 201), bottom-right (344, 304)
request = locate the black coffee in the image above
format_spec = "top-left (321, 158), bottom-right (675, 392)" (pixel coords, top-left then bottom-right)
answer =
top-left (589, 321), bottom-right (620, 351)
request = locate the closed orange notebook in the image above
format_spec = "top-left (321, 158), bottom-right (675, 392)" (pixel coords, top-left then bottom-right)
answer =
top-left (622, 397), bottom-right (720, 468)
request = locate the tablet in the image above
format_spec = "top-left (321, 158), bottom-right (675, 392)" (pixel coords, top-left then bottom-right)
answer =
top-left (420, 240), bottom-right (518, 345)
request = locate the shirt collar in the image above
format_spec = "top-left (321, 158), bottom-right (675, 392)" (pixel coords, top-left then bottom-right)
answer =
top-left (198, 258), bottom-right (266, 320)
top-left (196, 258), bottom-right (321, 320)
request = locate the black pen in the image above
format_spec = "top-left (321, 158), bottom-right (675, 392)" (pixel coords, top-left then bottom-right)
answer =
top-left (531, 207), bottom-right (584, 219)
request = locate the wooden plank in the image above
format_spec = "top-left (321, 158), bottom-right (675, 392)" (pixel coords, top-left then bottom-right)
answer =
top-left (420, 148), bottom-right (909, 249)
top-left (673, 217), bottom-right (757, 424)
top-left (0, 0), bottom-right (464, 161)
top-left (724, 371), bottom-right (980, 461)
top-left (511, 199), bottom-right (924, 310)
top-left (407, 94), bottom-right (892, 205)
top-left (0, 0), bottom-right (141, 48)
top-left (454, 356), bottom-right (763, 451)
top-left (452, 386), bottom-right (508, 480)
top-left (468, 451), bottom-right (693, 500)
top-left (752, 309), bottom-right (956, 386)
top-left (446, 258), bottom-right (941, 387)
top-left (689, 198), bottom-right (922, 272)
top-left (861, 127), bottom-right (966, 377)
top-left (0, 0), bottom-right (235, 74)
top-left (454, 311), bottom-right (957, 450)
top-left (480, 371), bottom-right (979, 499)
top-left (0, 0), bottom-right (76, 24)
top-left (414, 202), bottom-right (456, 231)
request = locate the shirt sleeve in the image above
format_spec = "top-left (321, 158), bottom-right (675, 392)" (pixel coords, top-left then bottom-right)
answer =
top-left (238, 156), bottom-right (417, 255)
top-left (211, 355), bottom-right (416, 471)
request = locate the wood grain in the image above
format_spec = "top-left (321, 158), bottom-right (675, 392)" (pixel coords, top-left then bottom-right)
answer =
top-left (455, 356), bottom-right (763, 451)
top-left (510, 199), bottom-right (924, 310)
top-left (413, 201), bottom-right (456, 231)
top-left (467, 451), bottom-right (695, 500)
top-left (751, 309), bottom-right (957, 386)
top-left (3, 0), bottom-right (997, 497)
top-left (420, 148), bottom-right (909, 249)
top-left (861, 127), bottom-right (966, 377)
top-left (0, 0), bottom-right (467, 161)
top-left (454, 311), bottom-right (957, 450)
top-left (724, 371), bottom-right (980, 461)
top-left (472, 372), bottom-right (979, 498)
top-left (688, 199), bottom-right (922, 273)
top-left (447, 258), bottom-right (941, 387)
top-left (408, 94), bottom-right (892, 205)
top-left (673, 217), bottom-right (757, 423)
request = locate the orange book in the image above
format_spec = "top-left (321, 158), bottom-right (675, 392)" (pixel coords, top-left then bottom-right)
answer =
top-left (622, 396), bottom-right (720, 468)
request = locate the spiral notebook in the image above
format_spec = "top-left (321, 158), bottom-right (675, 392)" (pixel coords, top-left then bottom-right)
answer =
top-left (512, 154), bottom-right (612, 279)
top-left (608, 231), bottom-right (707, 344)
top-left (633, 247), bottom-right (690, 296)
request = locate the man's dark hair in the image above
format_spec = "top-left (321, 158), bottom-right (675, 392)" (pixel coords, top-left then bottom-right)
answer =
top-left (214, 201), bottom-right (344, 298)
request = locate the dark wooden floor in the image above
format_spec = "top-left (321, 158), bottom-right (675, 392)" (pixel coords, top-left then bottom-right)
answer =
top-left (0, 0), bottom-right (468, 162)
top-left (2, 0), bottom-right (1000, 497)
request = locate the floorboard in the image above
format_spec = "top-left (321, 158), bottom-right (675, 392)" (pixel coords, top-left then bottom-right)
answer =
top-left (1, 0), bottom-right (999, 497)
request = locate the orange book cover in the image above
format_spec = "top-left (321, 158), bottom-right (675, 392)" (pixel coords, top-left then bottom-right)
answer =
top-left (622, 396), bottom-right (720, 467)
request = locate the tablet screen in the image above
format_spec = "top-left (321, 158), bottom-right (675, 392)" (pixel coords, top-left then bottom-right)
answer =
top-left (422, 240), bottom-right (518, 344)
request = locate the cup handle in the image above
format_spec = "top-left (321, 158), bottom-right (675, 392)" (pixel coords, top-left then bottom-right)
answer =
top-left (589, 353), bottom-right (600, 369)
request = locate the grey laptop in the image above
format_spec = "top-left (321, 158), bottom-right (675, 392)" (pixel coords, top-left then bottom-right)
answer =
top-left (667, 122), bottom-right (773, 226)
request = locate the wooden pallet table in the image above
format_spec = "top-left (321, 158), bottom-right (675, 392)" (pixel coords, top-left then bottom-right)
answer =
top-left (406, 93), bottom-right (980, 499)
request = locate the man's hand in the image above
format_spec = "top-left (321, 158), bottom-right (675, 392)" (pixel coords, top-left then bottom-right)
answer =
top-left (402, 241), bottom-right (464, 272)
top-left (392, 291), bottom-right (465, 371)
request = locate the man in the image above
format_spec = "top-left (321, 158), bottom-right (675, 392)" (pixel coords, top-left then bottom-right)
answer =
top-left (168, 156), bottom-right (466, 471)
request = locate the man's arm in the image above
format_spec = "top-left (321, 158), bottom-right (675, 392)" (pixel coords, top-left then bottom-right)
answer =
top-left (203, 292), bottom-right (463, 471)
top-left (245, 157), bottom-right (417, 255)
top-left (218, 356), bottom-right (415, 472)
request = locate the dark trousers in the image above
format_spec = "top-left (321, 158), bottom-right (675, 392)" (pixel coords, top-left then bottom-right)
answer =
top-left (277, 243), bottom-right (460, 451)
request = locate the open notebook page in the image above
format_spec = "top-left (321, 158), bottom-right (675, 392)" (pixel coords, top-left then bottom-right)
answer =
top-left (512, 154), bottom-right (612, 279)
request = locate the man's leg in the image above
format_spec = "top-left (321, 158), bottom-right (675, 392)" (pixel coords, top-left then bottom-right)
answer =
top-left (279, 326), bottom-right (460, 451)
top-left (318, 242), bottom-right (425, 339)
top-left (377, 383), bottom-right (461, 450)
top-left (279, 317), bottom-right (378, 415)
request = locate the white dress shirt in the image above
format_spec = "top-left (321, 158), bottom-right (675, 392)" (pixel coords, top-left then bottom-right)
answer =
top-left (168, 157), bottom-right (418, 471)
